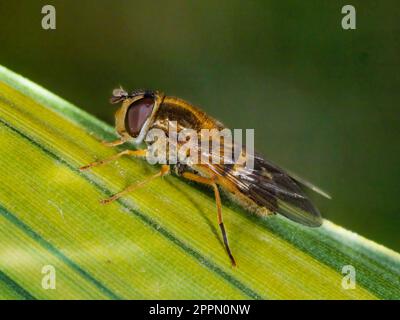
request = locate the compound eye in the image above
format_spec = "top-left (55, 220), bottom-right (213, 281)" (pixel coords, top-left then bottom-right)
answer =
top-left (125, 97), bottom-right (154, 137)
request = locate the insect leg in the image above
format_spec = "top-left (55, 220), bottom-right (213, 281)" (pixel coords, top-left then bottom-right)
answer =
top-left (102, 138), bottom-right (127, 147)
top-left (182, 172), bottom-right (237, 267)
top-left (79, 149), bottom-right (147, 170)
top-left (100, 165), bottom-right (170, 204)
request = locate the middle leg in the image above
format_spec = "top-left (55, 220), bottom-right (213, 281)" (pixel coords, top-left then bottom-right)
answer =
top-left (80, 149), bottom-right (147, 171)
top-left (101, 164), bottom-right (170, 204)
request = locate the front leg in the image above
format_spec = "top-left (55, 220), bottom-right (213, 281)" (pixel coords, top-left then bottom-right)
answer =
top-left (79, 149), bottom-right (147, 170)
top-left (101, 138), bottom-right (127, 147)
top-left (100, 164), bottom-right (170, 204)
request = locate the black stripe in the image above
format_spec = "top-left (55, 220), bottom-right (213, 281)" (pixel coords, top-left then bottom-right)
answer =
top-left (0, 205), bottom-right (121, 300)
top-left (0, 269), bottom-right (36, 300)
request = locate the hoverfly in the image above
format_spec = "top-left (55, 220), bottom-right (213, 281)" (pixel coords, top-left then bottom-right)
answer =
top-left (80, 88), bottom-right (330, 266)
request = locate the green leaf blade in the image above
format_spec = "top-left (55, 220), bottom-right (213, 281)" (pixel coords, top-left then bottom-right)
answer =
top-left (0, 65), bottom-right (399, 300)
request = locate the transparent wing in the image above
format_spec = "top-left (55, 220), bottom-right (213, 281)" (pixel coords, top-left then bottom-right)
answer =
top-left (189, 132), bottom-right (326, 227)
top-left (285, 170), bottom-right (331, 199)
top-left (210, 151), bottom-right (324, 227)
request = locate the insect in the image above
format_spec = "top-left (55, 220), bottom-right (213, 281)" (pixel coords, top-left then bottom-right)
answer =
top-left (80, 88), bottom-right (330, 266)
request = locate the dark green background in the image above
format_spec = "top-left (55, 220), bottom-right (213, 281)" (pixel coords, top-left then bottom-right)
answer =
top-left (1, 1), bottom-right (399, 251)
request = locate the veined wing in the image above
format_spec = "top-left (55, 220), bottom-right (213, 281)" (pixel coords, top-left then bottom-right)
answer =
top-left (209, 152), bottom-right (324, 227)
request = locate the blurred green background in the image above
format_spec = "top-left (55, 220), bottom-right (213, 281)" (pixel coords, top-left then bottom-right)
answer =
top-left (0, 1), bottom-right (399, 251)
